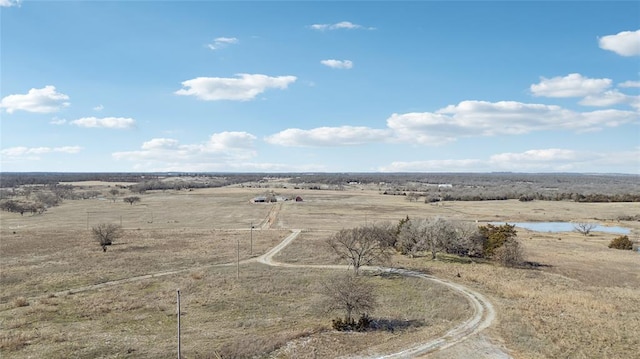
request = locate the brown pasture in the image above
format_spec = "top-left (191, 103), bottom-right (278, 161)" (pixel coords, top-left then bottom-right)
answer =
top-left (1, 183), bottom-right (639, 358)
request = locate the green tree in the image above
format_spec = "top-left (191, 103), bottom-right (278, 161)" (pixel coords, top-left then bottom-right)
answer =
top-left (478, 223), bottom-right (517, 257)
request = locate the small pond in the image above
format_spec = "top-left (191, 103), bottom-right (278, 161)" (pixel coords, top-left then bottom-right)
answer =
top-left (491, 222), bottom-right (631, 234)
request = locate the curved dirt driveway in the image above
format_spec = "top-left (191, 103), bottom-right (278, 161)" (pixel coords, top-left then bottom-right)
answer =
top-left (259, 230), bottom-right (510, 359)
top-left (8, 229), bottom-right (510, 358)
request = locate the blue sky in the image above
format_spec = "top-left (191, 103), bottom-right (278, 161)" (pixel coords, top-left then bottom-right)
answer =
top-left (1, 1), bottom-right (639, 173)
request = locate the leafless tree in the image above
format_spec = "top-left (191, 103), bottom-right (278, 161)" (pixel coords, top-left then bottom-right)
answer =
top-left (396, 217), bottom-right (457, 259)
top-left (574, 222), bottom-right (596, 236)
top-left (108, 188), bottom-right (120, 203)
top-left (327, 225), bottom-right (391, 274)
top-left (123, 196), bottom-right (141, 205)
top-left (494, 237), bottom-right (524, 267)
top-left (321, 273), bottom-right (376, 323)
top-left (92, 223), bottom-right (123, 252)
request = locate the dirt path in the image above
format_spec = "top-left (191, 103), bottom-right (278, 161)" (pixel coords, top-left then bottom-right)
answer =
top-left (259, 230), bottom-right (511, 358)
top-left (9, 229), bottom-right (510, 358)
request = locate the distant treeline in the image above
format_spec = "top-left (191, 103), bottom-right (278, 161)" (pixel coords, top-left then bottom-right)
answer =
top-left (1, 172), bottom-right (638, 203)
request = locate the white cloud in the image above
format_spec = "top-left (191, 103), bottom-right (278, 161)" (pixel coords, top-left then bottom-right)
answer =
top-left (579, 90), bottom-right (636, 107)
top-left (265, 126), bottom-right (390, 147)
top-left (0, 0), bottom-right (21, 7)
top-left (0, 86), bottom-right (70, 114)
top-left (379, 159), bottom-right (485, 172)
top-left (113, 132), bottom-right (258, 170)
top-left (530, 73), bottom-right (612, 98)
top-left (141, 138), bottom-right (180, 150)
top-left (70, 117), bottom-right (136, 129)
top-left (321, 59), bottom-right (354, 69)
top-left (266, 100), bottom-right (638, 148)
top-left (93, 104), bottom-right (104, 111)
top-left (175, 74), bottom-right (297, 101)
top-left (490, 149), bottom-right (584, 163)
top-left (598, 29), bottom-right (640, 56)
top-left (619, 80), bottom-right (640, 88)
top-left (380, 148), bottom-right (640, 173)
top-left (390, 100), bottom-right (638, 140)
top-left (1, 146), bottom-right (81, 160)
top-left (207, 37), bottom-right (238, 50)
top-left (309, 21), bottom-right (374, 31)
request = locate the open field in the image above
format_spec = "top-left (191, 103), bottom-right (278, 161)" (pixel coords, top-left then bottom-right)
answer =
top-left (1, 183), bottom-right (639, 358)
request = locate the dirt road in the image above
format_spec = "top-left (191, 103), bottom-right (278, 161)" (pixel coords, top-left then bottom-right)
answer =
top-left (259, 230), bottom-right (511, 358)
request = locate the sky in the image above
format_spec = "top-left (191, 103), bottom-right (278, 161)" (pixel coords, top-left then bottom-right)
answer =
top-left (1, 1), bottom-right (639, 174)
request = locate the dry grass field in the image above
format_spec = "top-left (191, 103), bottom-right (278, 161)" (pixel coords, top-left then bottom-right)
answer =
top-left (1, 183), bottom-right (639, 358)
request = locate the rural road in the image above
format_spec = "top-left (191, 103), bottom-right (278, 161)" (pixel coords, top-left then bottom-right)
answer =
top-left (258, 230), bottom-right (510, 359)
top-left (9, 229), bottom-right (510, 358)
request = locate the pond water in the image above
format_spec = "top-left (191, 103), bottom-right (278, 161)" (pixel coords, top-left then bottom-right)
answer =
top-left (491, 222), bottom-right (631, 234)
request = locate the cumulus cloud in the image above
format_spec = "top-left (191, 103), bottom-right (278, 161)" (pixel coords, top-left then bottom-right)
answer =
top-left (530, 73), bottom-right (612, 98)
top-left (0, 0), bottom-right (21, 7)
top-left (93, 104), bottom-right (104, 111)
top-left (379, 148), bottom-right (639, 173)
top-left (265, 126), bottom-right (390, 147)
top-left (268, 100), bottom-right (637, 148)
top-left (579, 90), bottom-right (637, 107)
top-left (207, 37), bottom-right (238, 50)
top-left (112, 131), bottom-right (258, 170)
top-left (70, 117), bottom-right (136, 129)
top-left (175, 74), bottom-right (297, 101)
top-left (321, 59), bottom-right (354, 69)
top-left (619, 80), bottom-right (640, 88)
top-left (0, 86), bottom-right (70, 114)
top-left (598, 29), bottom-right (640, 56)
top-left (391, 100), bottom-right (637, 139)
top-left (1, 146), bottom-right (81, 160)
top-left (309, 21), bottom-right (374, 31)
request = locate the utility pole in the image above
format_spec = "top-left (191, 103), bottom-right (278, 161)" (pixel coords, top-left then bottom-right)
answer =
top-left (177, 289), bottom-right (181, 359)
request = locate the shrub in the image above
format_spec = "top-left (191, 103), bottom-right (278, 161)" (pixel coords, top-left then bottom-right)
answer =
top-left (608, 235), bottom-right (633, 250)
top-left (493, 237), bottom-right (524, 267)
top-left (478, 223), bottom-right (517, 257)
top-left (91, 223), bottom-right (123, 252)
top-left (332, 314), bottom-right (372, 332)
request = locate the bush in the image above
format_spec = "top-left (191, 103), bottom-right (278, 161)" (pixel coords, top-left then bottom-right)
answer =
top-left (608, 235), bottom-right (633, 250)
top-left (478, 223), bottom-right (517, 257)
top-left (493, 237), bottom-right (524, 267)
top-left (332, 314), bottom-right (372, 332)
top-left (92, 223), bottom-right (123, 252)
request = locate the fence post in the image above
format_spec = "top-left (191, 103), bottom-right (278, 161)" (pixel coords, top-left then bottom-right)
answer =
top-left (177, 289), bottom-right (181, 359)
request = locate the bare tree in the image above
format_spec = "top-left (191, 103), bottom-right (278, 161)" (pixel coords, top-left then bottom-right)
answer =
top-left (494, 237), bottom-right (524, 267)
top-left (396, 217), bottom-right (458, 259)
top-left (91, 223), bottom-right (123, 252)
top-left (327, 225), bottom-right (391, 274)
top-left (322, 273), bottom-right (376, 324)
top-left (123, 196), bottom-right (141, 205)
top-left (574, 222), bottom-right (596, 236)
top-left (108, 188), bottom-right (120, 203)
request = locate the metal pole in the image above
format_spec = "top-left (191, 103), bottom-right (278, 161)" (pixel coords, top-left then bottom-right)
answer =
top-left (177, 289), bottom-right (181, 359)
top-left (237, 239), bottom-right (240, 279)
top-left (250, 222), bottom-right (253, 255)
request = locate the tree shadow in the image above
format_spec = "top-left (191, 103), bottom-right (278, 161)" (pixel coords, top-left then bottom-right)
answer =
top-left (369, 318), bottom-right (426, 332)
top-left (520, 261), bottom-right (552, 269)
